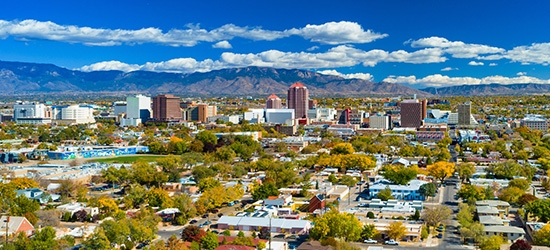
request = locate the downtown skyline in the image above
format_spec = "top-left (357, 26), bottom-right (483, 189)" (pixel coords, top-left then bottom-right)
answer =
top-left (1, 0), bottom-right (550, 89)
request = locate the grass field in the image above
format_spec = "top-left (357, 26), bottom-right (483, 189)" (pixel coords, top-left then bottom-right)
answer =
top-left (88, 155), bottom-right (166, 164)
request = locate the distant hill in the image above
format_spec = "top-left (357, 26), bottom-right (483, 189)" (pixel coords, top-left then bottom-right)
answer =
top-left (0, 60), bottom-right (428, 97)
top-left (422, 83), bottom-right (550, 96)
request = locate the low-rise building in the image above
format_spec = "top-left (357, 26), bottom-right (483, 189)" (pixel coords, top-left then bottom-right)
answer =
top-left (367, 179), bottom-right (429, 200)
top-left (0, 216), bottom-right (35, 237)
top-left (217, 216), bottom-right (312, 235)
top-left (484, 226), bottom-right (525, 242)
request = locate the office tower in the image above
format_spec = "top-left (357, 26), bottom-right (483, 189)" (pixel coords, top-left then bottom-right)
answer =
top-left (458, 102), bottom-right (471, 126)
top-left (400, 99), bottom-right (426, 128)
top-left (121, 94), bottom-right (151, 126)
top-left (152, 94), bottom-right (182, 122)
top-left (266, 94), bottom-right (282, 109)
top-left (197, 103), bottom-right (217, 123)
top-left (287, 82), bottom-right (309, 119)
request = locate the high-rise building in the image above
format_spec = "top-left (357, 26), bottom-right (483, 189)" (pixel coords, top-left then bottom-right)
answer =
top-left (266, 94), bottom-right (282, 109)
top-left (152, 94), bottom-right (182, 122)
top-left (458, 102), bottom-right (471, 126)
top-left (122, 94), bottom-right (151, 126)
top-left (369, 115), bottom-right (391, 130)
top-left (400, 99), bottom-right (426, 128)
top-left (187, 104), bottom-right (217, 123)
top-left (13, 102), bottom-right (51, 124)
top-left (287, 82), bottom-right (309, 119)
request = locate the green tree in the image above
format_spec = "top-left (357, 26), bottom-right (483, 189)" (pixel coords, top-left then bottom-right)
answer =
top-left (157, 155), bottom-right (184, 182)
top-left (377, 186), bottom-right (394, 201)
top-left (456, 163), bottom-right (476, 183)
top-left (460, 222), bottom-right (485, 244)
top-left (508, 178), bottom-right (530, 191)
top-left (418, 183), bottom-right (437, 200)
top-left (146, 187), bottom-right (174, 209)
top-left (526, 199), bottom-right (550, 223)
top-left (131, 160), bottom-right (168, 187)
top-left (29, 226), bottom-right (57, 250)
top-left (198, 177), bottom-right (221, 192)
top-left (498, 186), bottom-right (524, 204)
top-left (361, 224), bottom-right (378, 240)
top-left (328, 174), bottom-right (338, 184)
top-left (251, 182), bottom-right (279, 201)
top-left (83, 228), bottom-right (111, 250)
top-left (381, 165), bottom-right (418, 185)
top-left (339, 175), bottom-right (358, 187)
top-left (457, 203), bottom-right (474, 227)
top-left (201, 232), bottom-right (220, 250)
top-left (309, 209), bottom-right (362, 242)
top-left (100, 219), bottom-right (130, 246)
top-left (10, 194), bottom-right (40, 217)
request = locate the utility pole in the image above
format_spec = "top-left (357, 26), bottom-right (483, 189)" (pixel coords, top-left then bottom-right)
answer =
top-left (4, 216), bottom-right (9, 245)
top-left (269, 216), bottom-right (272, 250)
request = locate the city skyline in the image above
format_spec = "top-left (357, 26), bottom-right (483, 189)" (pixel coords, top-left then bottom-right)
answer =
top-left (1, 1), bottom-right (550, 89)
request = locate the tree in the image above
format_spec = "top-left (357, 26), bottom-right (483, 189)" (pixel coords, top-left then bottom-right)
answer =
top-left (460, 222), bottom-right (485, 244)
top-left (8, 177), bottom-right (39, 190)
top-left (146, 187), bottom-right (174, 209)
top-left (421, 205), bottom-right (452, 226)
top-left (331, 143), bottom-right (355, 155)
top-left (100, 219), bottom-right (130, 245)
top-left (381, 165), bottom-right (418, 185)
top-left (377, 186), bottom-right (394, 201)
top-left (419, 183), bottom-right (437, 200)
top-left (309, 209), bottom-right (362, 242)
top-left (498, 186), bottom-right (524, 204)
top-left (181, 225), bottom-right (206, 242)
top-left (456, 163), bottom-right (476, 183)
top-left (251, 182), bottom-right (279, 201)
top-left (198, 177), bottom-right (221, 192)
top-left (173, 193), bottom-right (197, 225)
top-left (457, 184), bottom-right (485, 202)
top-left (131, 160), bottom-right (168, 187)
top-left (510, 239), bottom-right (532, 250)
top-left (456, 203), bottom-right (474, 227)
top-left (328, 174), bottom-right (338, 184)
top-left (526, 199), bottom-right (550, 223)
top-left (386, 221), bottom-right (407, 241)
top-left (339, 175), bottom-right (358, 187)
top-left (492, 161), bottom-right (535, 180)
top-left (36, 210), bottom-right (62, 227)
top-left (200, 232), bottom-right (219, 250)
top-left (156, 155), bottom-right (184, 182)
top-left (427, 162), bottom-right (455, 183)
top-left (517, 194), bottom-right (538, 208)
top-left (361, 224), bottom-right (378, 240)
top-left (83, 228), bottom-right (111, 250)
top-left (10, 194), bottom-right (40, 217)
top-left (508, 178), bottom-right (530, 191)
top-left (29, 226), bottom-right (57, 250)
top-left (479, 235), bottom-right (504, 250)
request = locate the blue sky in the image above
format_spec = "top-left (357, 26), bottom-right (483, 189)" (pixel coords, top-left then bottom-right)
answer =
top-left (1, 0), bottom-right (550, 89)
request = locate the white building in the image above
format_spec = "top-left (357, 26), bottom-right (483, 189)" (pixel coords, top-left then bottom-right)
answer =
top-left (265, 109), bottom-right (295, 125)
top-left (13, 102), bottom-right (50, 124)
top-left (308, 108), bottom-right (337, 122)
top-left (369, 115), bottom-right (391, 130)
top-left (121, 94), bottom-right (151, 126)
top-left (367, 179), bottom-right (429, 200)
top-left (243, 108), bottom-right (265, 124)
top-left (54, 105), bottom-right (95, 124)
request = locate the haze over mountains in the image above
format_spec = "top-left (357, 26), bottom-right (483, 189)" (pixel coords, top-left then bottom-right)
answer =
top-left (0, 60), bottom-right (548, 97)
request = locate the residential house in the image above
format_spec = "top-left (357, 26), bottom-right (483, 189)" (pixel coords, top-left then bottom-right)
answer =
top-left (263, 195), bottom-right (295, 211)
top-left (476, 200), bottom-right (510, 217)
top-left (0, 216), bottom-right (35, 237)
top-left (479, 215), bottom-right (508, 227)
top-left (217, 216), bottom-right (312, 234)
top-left (15, 188), bottom-right (60, 204)
top-left (56, 202), bottom-right (99, 217)
top-left (484, 226), bottom-right (525, 243)
top-left (367, 179), bottom-right (429, 200)
top-left (309, 194), bottom-right (325, 213)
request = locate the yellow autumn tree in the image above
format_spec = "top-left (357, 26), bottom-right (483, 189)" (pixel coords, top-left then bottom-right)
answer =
top-left (427, 161), bottom-right (455, 183)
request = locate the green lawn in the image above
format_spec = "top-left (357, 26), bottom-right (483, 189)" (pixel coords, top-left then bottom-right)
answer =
top-left (88, 155), bottom-right (166, 164)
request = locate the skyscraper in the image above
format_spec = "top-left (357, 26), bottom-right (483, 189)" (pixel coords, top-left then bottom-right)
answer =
top-left (266, 94), bottom-right (282, 109)
top-left (287, 82), bottom-right (309, 119)
top-left (122, 94), bottom-right (151, 126)
top-left (458, 102), bottom-right (471, 126)
top-left (152, 94), bottom-right (182, 122)
top-left (400, 99), bottom-right (427, 128)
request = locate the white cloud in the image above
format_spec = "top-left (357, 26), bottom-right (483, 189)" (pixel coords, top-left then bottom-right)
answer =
top-left (0, 19), bottom-right (386, 47)
top-left (441, 67), bottom-right (458, 71)
top-left (317, 69), bottom-right (373, 81)
top-left (307, 46), bottom-right (319, 51)
top-left (79, 60), bottom-right (140, 72)
top-left (468, 61), bottom-right (484, 66)
top-left (212, 40), bottom-right (232, 49)
top-left (409, 36), bottom-right (504, 59)
top-left (489, 63), bottom-right (498, 66)
top-left (79, 45), bottom-right (447, 73)
top-left (288, 21), bottom-right (387, 44)
top-left (516, 72), bottom-right (527, 76)
top-left (383, 74), bottom-right (550, 88)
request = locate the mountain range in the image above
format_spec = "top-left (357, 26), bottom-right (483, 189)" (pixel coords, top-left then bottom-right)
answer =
top-left (0, 60), bottom-right (549, 97)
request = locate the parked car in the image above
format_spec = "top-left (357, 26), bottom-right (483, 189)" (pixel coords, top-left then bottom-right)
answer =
top-left (218, 213), bottom-right (224, 217)
top-left (190, 219), bottom-right (198, 224)
top-left (436, 233), bottom-right (443, 239)
top-left (202, 214), bottom-right (209, 218)
top-left (363, 239), bottom-right (377, 244)
top-left (203, 220), bottom-right (212, 225)
top-left (436, 225), bottom-right (445, 232)
top-left (384, 240), bottom-right (399, 245)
